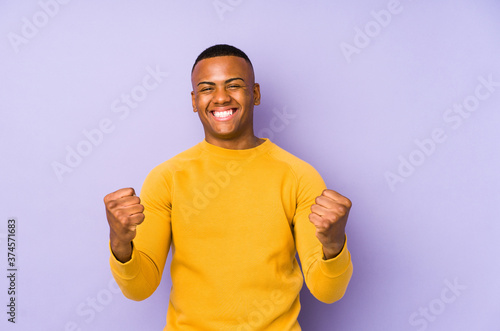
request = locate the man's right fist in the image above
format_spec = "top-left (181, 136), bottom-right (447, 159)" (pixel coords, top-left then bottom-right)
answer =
top-left (104, 188), bottom-right (145, 262)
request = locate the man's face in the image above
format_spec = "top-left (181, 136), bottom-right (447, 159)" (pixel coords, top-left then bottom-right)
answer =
top-left (191, 56), bottom-right (260, 145)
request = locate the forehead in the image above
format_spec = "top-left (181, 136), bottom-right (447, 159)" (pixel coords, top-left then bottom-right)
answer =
top-left (191, 56), bottom-right (254, 84)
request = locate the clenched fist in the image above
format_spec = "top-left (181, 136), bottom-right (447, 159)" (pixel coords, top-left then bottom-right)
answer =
top-left (309, 189), bottom-right (352, 260)
top-left (104, 188), bottom-right (145, 263)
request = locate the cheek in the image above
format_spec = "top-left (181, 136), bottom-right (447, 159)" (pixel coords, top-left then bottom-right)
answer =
top-left (195, 95), bottom-right (210, 107)
top-left (232, 91), bottom-right (252, 104)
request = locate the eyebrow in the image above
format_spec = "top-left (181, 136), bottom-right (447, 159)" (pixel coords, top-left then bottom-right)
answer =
top-left (197, 77), bottom-right (246, 86)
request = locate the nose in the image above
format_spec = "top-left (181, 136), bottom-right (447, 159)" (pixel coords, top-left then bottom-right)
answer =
top-left (213, 87), bottom-right (231, 105)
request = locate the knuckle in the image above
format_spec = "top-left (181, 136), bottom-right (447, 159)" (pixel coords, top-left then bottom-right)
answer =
top-left (107, 200), bottom-right (117, 209)
top-left (336, 205), bottom-right (347, 214)
top-left (344, 197), bottom-right (352, 208)
top-left (327, 212), bottom-right (338, 222)
top-left (116, 210), bottom-right (128, 222)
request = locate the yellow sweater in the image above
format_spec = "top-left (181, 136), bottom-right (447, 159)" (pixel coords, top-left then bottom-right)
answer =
top-left (110, 139), bottom-right (353, 330)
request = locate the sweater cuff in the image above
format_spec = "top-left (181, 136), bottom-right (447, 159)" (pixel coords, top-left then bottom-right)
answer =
top-left (109, 241), bottom-right (141, 280)
top-left (318, 237), bottom-right (352, 278)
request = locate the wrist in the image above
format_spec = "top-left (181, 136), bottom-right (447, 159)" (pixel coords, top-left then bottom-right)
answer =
top-left (110, 238), bottom-right (133, 263)
top-left (322, 236), bottom-right (346, 260)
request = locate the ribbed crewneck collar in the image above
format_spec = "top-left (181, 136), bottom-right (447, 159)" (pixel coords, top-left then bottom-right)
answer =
top-left (199, 138), bottom-right (273, 160)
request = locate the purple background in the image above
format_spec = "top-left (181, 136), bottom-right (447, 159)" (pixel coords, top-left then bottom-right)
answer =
top-left (1, 0), bottom-right (499, 330)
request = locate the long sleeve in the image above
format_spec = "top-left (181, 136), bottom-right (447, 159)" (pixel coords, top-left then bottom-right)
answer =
top-left (108, 139), bottom-right (353, 329)
top-left (293, 165), bottom-right (353, 304)
top-left (109, 165), bottom-right (173, 301)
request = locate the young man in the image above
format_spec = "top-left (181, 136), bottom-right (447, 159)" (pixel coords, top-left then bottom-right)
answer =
top-left (104, 44), bottom-right (353, 330)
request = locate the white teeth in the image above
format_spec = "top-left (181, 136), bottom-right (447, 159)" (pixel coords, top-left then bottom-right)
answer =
top-left (213, 110), bottom-right (233, 118)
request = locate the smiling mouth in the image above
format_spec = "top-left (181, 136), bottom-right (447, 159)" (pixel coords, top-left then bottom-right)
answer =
top-left (210, 108), bottom-right (237, 121)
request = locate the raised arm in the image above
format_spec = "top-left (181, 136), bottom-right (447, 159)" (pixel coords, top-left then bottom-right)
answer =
top-left (105, 167), bottom-right (173, 301)
top-left (294, 171), bottom-right (353, 304)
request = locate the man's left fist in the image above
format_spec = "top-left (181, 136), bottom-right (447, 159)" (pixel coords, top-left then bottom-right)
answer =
top-left (309, 189), bottom-right (352, 259)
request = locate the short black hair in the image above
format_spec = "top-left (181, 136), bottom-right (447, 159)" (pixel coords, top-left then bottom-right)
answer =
top-left (191, 44), bottom-right (253, 73)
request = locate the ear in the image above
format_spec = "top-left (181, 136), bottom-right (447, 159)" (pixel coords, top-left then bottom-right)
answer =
top-left (191, 91), bottom-right (197, 112)
top-left (253, 83), bottom-right (261, 106)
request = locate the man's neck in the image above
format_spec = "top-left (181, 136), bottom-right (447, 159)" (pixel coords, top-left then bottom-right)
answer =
top-left (205, 135), bottom-right (265, 150)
